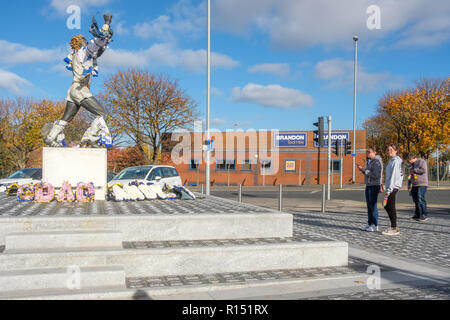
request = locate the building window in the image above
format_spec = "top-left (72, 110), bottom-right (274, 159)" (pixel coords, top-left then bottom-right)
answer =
top-left (216, 160), bottom-right (236, 171)
top-left (284, 160), bottom-right (296, 172)
top-left (226, 160), bottom-right (236, 170)
top-left (189, 159), bottom-right (199, 170)
top-left (216, 160), bottom-right (226, 171)
top-left (261, 159), bottom-right (272, 170)
top-left (241, 159), bottom-right (252, 171)
top-left (332, 160), bottom-right (341, 173)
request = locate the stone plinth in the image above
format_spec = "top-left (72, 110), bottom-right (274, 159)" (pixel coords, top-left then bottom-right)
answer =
top-left (42, 147), bottom-right (107, 200)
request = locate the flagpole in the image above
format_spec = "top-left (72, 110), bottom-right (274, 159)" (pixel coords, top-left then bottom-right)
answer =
top-left (205, 0), bottom-right (211, 195)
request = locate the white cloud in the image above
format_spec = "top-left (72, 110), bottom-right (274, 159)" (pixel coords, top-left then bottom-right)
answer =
top-left (0, 40), bottom-right (65, 66)
top-left (133, 0), bottom-right (206, 43)
top-left (209, 51), bottom-right (240, 70)
top-left (248, 63), bottom-right (290, 77)
top-left (198, 118), bottom-right (227, 127)
top-left (48, 0), bottom-right (111, 16)
top-left (231, 83), bottom-right (314, 109)
top-left (101, 43), bottom-right (239, 73)
top-left (0, 69), bottom-right (32, 94)
top-left (315, 59), bottom-right (354, 80)
top-left (395, 15), bottom-right (450, 47)
top-left (101, 49), bottom-right (148, 68)
top-left (213, 0), bottom-right (273, 35)
top-left (211, 118), bottom-right (227, 126)
top-left (212, 0), bottom-right (450, 49)
top-left (314, 58), bottom-right (391, 92)
top-left (0, 39), bottom-right (238, 75)
top-left (134, 15), bottom-right (173, 41)
top-left (115, 21), bottom-right (130, 36)
top-left (199, 118), bottom-right (251, 127)
top-left (231, 121), bottom-right (252, 127)
top-left (212, 88), bottom-right (225, 96)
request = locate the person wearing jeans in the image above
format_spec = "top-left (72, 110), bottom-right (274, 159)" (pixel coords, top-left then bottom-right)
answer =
top-left (382, 144), bottom-right (404, 236)
top-left (358, 147), bottom-right (383, 232)
top-left (407, 154), bottom-right (429, 221)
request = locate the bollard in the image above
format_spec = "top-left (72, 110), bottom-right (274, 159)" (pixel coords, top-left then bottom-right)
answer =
top-left (278, 184), bottom-right (283, 212)
top-left (201, 184), bottom-right (204, 195)
top-left (238, 184), bottom-right (242, 203)
top-left (321, 184), bottom-right (326, 213)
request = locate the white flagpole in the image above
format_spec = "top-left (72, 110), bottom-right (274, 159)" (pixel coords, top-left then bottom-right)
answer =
top-left (205, 0), bottom-right (211, 195)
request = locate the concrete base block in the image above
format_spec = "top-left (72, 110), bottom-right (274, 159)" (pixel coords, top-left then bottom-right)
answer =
top-left (0, 266), bottom-right (125, 292)
top-left (0, 214), bottom-right (293, 245)
top-left (5, 230), bottom-right (122, 251)
top-left (0, 241), bottom-right (348, 277)
top-left (0, 286), bottom-right (129, 300)
top-left (42, 147), bottom-right (107, 200)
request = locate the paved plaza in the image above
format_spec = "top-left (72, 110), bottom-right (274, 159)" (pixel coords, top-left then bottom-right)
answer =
top-left (310, 284), bottom-right (450, 300)
top-left (196, 189), bottom-right (449, 300)
top-left (0, 192), bottom-right (271, 217)
top-left (292, 210), bottom-right (450, 268)
top-left (0, 188), bottom-right (448, 300)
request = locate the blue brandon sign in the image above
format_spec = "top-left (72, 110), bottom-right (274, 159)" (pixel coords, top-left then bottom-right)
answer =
top-left (274, 133), bottom-right (307, 147)
top-left (314, 132), bottom-right (350, 147)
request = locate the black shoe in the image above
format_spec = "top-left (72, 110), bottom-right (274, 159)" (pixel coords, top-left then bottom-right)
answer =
top-left (409, 216), bottom-right (420, 221)
top-left (419, 216), bottom-right (428, 222)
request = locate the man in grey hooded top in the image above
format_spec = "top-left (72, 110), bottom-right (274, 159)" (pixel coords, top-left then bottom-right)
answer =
top-left (358, 146), bottom-right (383, 232)
top-left (407, 153), bottom-right (429, 221)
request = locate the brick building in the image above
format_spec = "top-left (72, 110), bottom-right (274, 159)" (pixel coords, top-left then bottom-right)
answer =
top-left (163, 129), bottom-right (367, 186)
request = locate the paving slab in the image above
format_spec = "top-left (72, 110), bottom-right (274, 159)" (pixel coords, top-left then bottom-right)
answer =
top-left (5, 230), bottom-right (122, 251)
top-left (0, 266), bottom-right (125, 293)
top-left (0, 193), bottom-right (293, 243)
top-left (0, 240), bottom-right (348, 277)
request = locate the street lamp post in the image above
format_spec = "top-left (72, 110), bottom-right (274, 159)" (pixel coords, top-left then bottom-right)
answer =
top-left (205, 0), bottom-right (211, 195)
top-left (352, 35), bottom-right (358, 184)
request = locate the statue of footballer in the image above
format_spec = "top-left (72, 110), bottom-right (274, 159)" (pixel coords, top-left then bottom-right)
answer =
top-left (44, 14), bottom-right (114, 148)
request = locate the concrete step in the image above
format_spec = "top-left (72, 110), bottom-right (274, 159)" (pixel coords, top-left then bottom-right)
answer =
top-left (0, 285), bottom-right (129, 300)
top-left (0, 266), bottom-right (126, 292)
top-left (0, 213), bottom-right (292, 245)
top-left (5, 230), bottom-right (123, 251)
top-left (0, 271), bottom-right (366, 300)
top-left (0, 240), bottom-right (348, 277)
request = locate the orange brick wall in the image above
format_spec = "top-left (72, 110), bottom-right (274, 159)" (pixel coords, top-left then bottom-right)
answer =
top-left (163, 130), bottom-right (367, 186)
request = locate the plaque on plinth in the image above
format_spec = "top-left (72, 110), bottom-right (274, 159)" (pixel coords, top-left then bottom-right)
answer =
top-left (42, 147), bottom-right (107, 200)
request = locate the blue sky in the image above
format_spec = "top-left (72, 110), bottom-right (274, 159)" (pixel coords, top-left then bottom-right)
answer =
top-left (0, 0), bottom-right (449, 133)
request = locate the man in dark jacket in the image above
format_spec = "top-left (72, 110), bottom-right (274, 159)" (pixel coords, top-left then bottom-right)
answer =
top-left (357, 146), bottom-right (383, 232)
top-left (407, 154), bottom-right (429, 221)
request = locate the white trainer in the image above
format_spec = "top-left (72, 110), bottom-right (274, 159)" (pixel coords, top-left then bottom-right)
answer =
top-left (361, 224), bottom-right (371, 231)
top-left (367, 225), bottom-right (378, 232)
top-left (382, 227), bottom-right (400, 236)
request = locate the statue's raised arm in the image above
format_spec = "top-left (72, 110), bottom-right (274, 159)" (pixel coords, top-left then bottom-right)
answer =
top-left (86, 14), bottom-right (114, 60)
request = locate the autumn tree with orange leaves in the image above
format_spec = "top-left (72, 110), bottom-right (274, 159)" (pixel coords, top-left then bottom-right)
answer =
top-left (101, 69), bottom-right (198, 163)
top-left (107, 146), bottom-right (148, 174)
top-left (363, 78), bottom-right (449, 161)
top-left (0, 98), bottom-right (90, 176)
